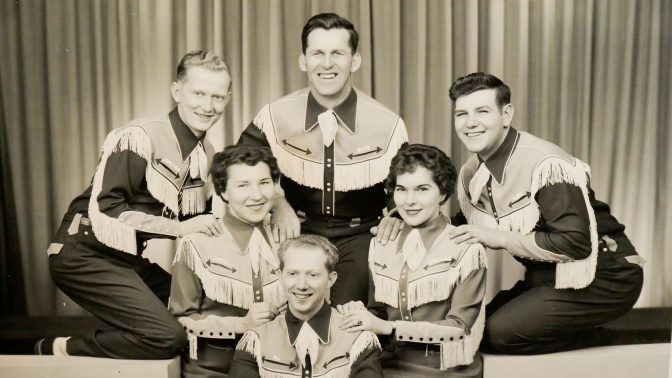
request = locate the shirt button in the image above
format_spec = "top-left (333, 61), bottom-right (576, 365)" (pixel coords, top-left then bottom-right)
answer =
top-left (326, 164), bottom-right (332, 168)
top-left (327, 158), bottom-right (332, 162)
top-left (326, 182), bottom-right (331, 186)
top-left (326, 206), bottom-right (331, 209)
top-left (603, 247), bottom-right (608, 252)
top-left (255, 291), bottom-right (260, 294)
top-left (327, 188), bottom-right (331, 192)
top-left (405, 316), bottom-right (410, 320)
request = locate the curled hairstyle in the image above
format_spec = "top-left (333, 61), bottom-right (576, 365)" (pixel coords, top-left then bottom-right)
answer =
top-left (278, 235), bottom-right (339, 273)
top-left (176, 50), bottom-right (231, 88)
top-left (384, 144), bottom-right (457, 204)
top-left (449, 72), bottom-right (511, 109)
top-left (301, 13), bottom-right (359, 53)
top-left (210, 145), bottom-right (280, 197)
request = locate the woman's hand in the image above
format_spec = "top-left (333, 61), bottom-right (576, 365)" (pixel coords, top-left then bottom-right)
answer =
top-left (340, 309), bottom-right (393, 335)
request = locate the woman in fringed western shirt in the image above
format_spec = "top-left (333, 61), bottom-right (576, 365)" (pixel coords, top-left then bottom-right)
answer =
top-left (340, 144), bottom-right (487, 377)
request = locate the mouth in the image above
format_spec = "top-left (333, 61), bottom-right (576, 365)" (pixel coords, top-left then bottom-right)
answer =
top-left (292, 292), bottom-right (313, 300)
top-left (195, 112), bottom-right (214, 120)
top-left (465, 131), bottom-right (485, 137)
top-left (404, 209), bottom-right (422, 216)
top-left (317, 73), bottom-right (337, 79)
top-left (246, 203), bottom-right (267, 212)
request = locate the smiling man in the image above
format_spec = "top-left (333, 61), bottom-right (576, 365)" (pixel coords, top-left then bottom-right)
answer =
top-left (448, 72), bottom-right (644, 354)
top-left (229, 235), bottom-right (383, 377)
top-left (36, 51), bottom-right (231, 359)
top-left (237, 13), bottom-right (408, 306)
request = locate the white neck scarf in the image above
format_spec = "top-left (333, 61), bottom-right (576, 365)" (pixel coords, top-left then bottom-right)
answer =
top-left (294, 322), bottom-right (320, 368)
top-left (247, 227), bottom-right (278, 275)
top-left (188, 141), bottom-right (208, 180)
top-left (468, 163), bottom-right (491, 205)
top-left (401, 228), bottom-right (427, 271)
top-left (317, 110), bottom-right (339, 147)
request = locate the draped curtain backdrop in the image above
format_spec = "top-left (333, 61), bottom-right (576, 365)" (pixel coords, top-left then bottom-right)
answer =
top-left (1, 0), bottom-right (670, 316)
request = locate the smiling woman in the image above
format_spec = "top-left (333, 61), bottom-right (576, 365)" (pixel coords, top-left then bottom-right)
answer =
top-left (340, 144), bottom-right (487, 377)
top-left (168, 145), bottom-right (285, 377)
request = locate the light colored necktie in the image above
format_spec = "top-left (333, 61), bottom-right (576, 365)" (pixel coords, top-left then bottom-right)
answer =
top-left (188, 141), bottom-right (208, 179)
top-left (317, 110), bottom-right (339, 147)
top-left (401, 228), bottom-right (426, 271)
top-left (247, 227), bottom-right (279, 275)
top-left (468, 163), bottom-right (491, 205)
top-left (295, 322), bottom-right (320, 369)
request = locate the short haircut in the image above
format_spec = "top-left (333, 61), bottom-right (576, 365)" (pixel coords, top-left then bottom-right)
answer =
top-left (175, 50), bottom-right (231, 88)
top-left (384, 144), bottom-right (457, 203)
top-left (210, 145), bottom-right (280, 197)
top-left (301, 13), bottom-right (359, 53)
top-left (278, 234), bottom-right (339, 273)
top-left (449, 72), bottom-right (511, 109)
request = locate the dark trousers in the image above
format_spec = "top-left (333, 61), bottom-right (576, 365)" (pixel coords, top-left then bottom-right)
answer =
top-left (482, 254), bottom-right (643, 355)
top-left (302, 217), bottom-right (375, 306)
top-left (48, 218), bottom-right (186, 359)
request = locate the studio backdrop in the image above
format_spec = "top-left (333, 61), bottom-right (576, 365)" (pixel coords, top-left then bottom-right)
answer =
top-left (1, 0), bottom-right (670, 316)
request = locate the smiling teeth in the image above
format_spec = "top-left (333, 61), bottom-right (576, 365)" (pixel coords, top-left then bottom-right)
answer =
top-left (319, 73), bottom-right (336, 79)
top-left (294, 293), bottom-right (311, 299)
top-left (466, 132), bottom-right (483, 137)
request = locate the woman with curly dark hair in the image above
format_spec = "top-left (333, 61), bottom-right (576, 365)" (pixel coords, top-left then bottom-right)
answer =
top-left (339, 144), bottom-right (487, 377)
top-left (169, 145), bottom-right (286, 377)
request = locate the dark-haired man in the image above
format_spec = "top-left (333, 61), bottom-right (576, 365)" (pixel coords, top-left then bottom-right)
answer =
top-left (37, 50), bottom-right (231, 359)
top-left (237, 13), bottom-right (408, 306)
top-left (447, 72), bottom-right (644, 354)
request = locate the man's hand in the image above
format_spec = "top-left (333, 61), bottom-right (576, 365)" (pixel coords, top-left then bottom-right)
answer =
top-left (336, 301), bottom-right (366, 315)
top-left (448, 224), bottom-right (507, 249)
top-left (178, 215), bottom-right (224, 237)
top-left (370, 211), bottom-right (403, 246)
top-left (237, 302), bottom-right (282, 333)
top-left (270, 197), bottom-right (300, 243)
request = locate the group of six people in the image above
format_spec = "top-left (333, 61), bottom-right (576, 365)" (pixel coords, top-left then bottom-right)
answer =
top-left (37, 12), bottom-right (644, 378)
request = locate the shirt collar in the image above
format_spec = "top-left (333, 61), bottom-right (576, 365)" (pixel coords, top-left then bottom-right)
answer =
top-left (397, 214), bottom-right (449, 253)
top-left (221, 210), bottom-right (268, 255)
top-left (304, 89), bottom-right (357, 134)
top-left (286, 302), bottom-right (331, 345)
top-left (481, 127), bottom-right (519, 184)
top-left (169, 107), bottom-right (206, 161)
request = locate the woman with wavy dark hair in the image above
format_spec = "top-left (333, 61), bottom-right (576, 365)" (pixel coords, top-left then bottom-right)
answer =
top-left (169, 145), bottom-right (286, 377)
top-left (339, 144), bottom-right (487, 377)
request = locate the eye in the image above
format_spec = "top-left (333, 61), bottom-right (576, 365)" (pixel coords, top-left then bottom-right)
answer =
top-left (478, 109), bottom-right (489, 114)
top-left (454, 112), bottom-right (466, 118)
top-left (395, 186), bottom-right (405, 192)
top-left (195, 91), bottom-right (204, 96)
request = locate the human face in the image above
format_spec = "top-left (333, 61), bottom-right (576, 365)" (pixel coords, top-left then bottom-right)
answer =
top-left (222, 163), bottom-right (275, 225)
top-left (171, 66), bottom-right (231, 138)
top-left (394, 166), bottom-right (445, 228)
top-left (299, 28), bottom-right (361, 109)
top-left (281, 246), bottom-right (337, 321)
top-left (453, 88), bottom-right (514, 161)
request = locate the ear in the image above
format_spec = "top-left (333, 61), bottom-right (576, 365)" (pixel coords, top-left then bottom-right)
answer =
top-left (328, 271), bottom-right (337, 288)
top-left (170, 81), bottom-right (181, 103)
top-left (299, 54), bottom-right (307, 72)
top-left (502, 103), bottom-right (514, 127)
top-left (350, 52), bottom-right (361, 73)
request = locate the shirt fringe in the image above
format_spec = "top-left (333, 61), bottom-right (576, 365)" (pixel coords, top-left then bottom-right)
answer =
top-left (372, 245), bottom-right (487, 308)
top-left (175, 238), bottom-right (283, 308)
top-left (254, 107), bottom-right (407, 191)
top-left (88, 127), bottom-right (152, 254)
top-left (458, 157), bottom-right (598, 289)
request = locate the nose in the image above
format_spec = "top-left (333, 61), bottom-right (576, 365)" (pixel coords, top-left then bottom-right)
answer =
top-left (250, 184), bottom-right (263, 200)
top-left (466, 113), bottom-right (478, 128)
top-left (296, 274), bottom-right (308, 289)
top-left (405, 191), bottom-right (416, 205)
top-left (321, 54), bottom-right (333, 68)
top-left (201, 96), bottom-right (214, 112)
